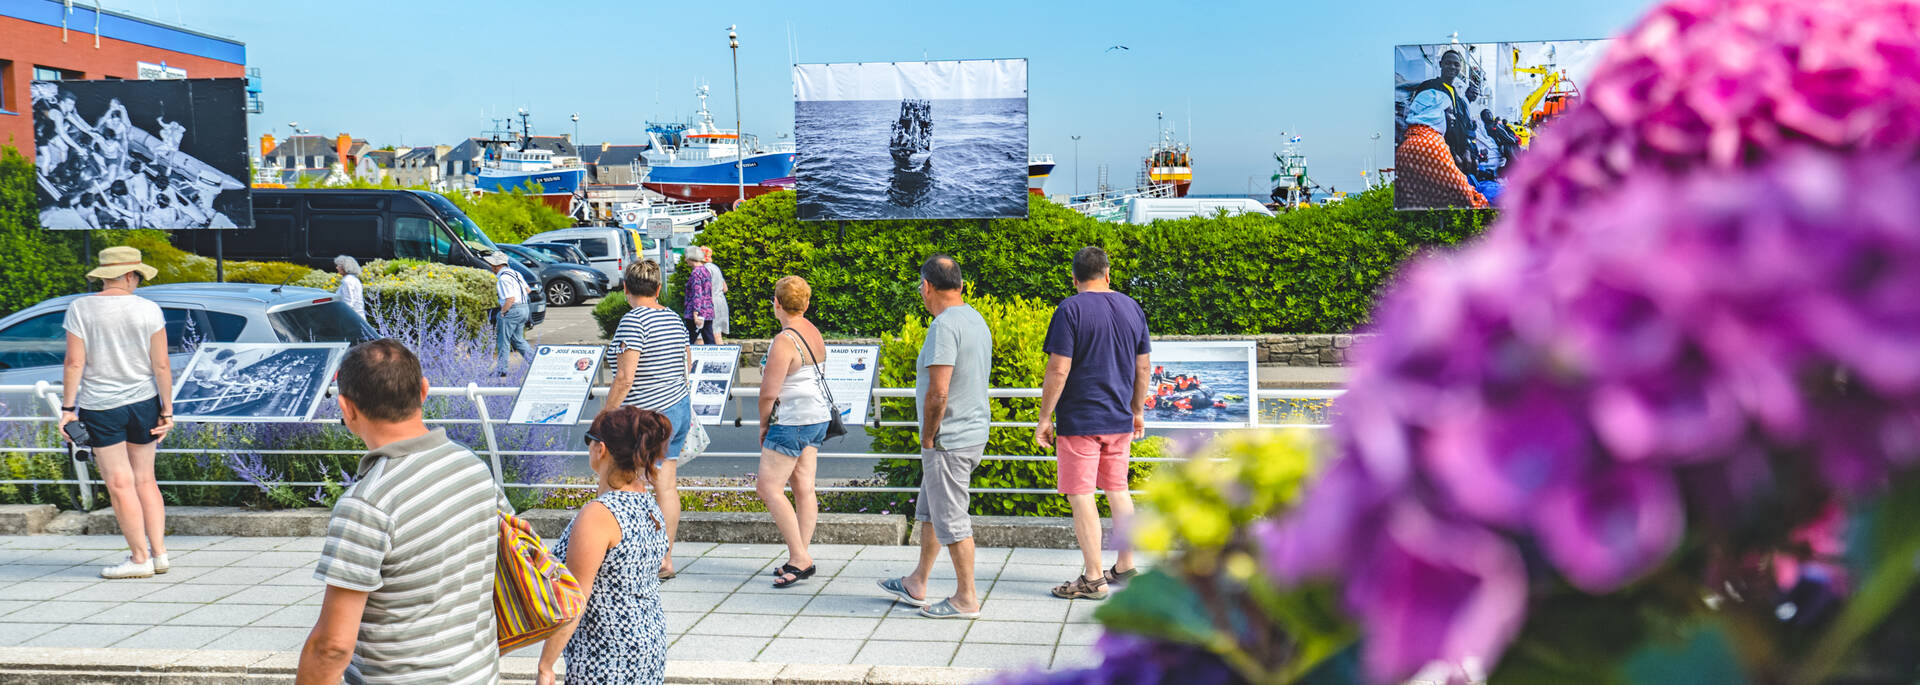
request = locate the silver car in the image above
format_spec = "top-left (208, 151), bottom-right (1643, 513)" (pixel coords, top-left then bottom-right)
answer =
top-left (0, 284), bottom-right (375, 388)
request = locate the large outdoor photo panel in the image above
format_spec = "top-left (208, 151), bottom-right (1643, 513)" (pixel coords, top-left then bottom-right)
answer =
top-left (1392, 39), bottom-right (1609, 211)
top-left (793, 59), bottom-right (1028, 221)
top-left (171, 343), bottom-right (348, 423)
top-left (32, 78), bottom-right (253, 229)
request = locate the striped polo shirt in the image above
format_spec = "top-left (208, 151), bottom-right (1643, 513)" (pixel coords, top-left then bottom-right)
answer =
top-left (314, 429), bottom-right (505, 685)
top-left (607, 305), bottom-right (690, 410)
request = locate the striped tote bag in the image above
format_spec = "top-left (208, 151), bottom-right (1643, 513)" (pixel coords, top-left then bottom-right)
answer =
top-left (494, 510), bottom-right (586, 653)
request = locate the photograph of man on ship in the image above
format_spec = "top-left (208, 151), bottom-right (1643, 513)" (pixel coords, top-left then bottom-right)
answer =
top-left (887, 98), bottom-right (934, 206)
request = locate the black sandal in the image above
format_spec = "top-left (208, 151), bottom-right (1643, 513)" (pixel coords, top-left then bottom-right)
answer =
top-left (772, 565), bottom-right (816, 589)
top-left (771, 563), bottom-right (802, 578)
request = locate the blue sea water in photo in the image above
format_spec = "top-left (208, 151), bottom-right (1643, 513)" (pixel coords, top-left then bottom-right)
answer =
top-left (795, 98), bottom-right (1029, 221)
top-left (1146, 361), bottom-right (1253, 424)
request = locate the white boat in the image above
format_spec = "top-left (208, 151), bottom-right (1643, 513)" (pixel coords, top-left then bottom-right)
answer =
top-left (616, 198), bottom-right (715, 229)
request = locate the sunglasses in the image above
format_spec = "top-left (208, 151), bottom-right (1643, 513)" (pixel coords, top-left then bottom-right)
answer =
top-left (583, 432), bottom-right (601, 447)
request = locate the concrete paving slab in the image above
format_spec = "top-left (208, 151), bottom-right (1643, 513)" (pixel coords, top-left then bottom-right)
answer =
top-left (756, 637), bottom-right (863, 665)
top-left (22, 623), bottom-right (145, 648)
top-left (778, 616), bottom-right (880, 641)
top-left (689, 612), bottom-right (793, 637)
top-left (666, 634), bottom-right (770, 662)
top-left (961, 621), bottom-right (1061, 646)
top-left (113, 625), bottom-right (237, 650)
top-left (950, 643), bottom-right (1054, 670)
top-left (853, 640), bottom-right (957, 668)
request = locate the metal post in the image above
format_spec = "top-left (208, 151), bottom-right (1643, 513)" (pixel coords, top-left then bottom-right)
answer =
top-left (35, 381), bottom-right (93, 509)
top-left (730, 26), bottom-right (744, 208)
top-left (466, 383), bottom-right (505, 484)
top-left (1070, 135), bottom-right (1081, 195)
top-left (214, 230), bottom-right (225, 282)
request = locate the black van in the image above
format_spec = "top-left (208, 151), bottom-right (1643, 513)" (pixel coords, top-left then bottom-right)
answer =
top-left (174, 188), bottom-right (545, 324)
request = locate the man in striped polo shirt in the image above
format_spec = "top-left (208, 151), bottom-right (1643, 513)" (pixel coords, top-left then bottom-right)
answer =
top-left (298, 340), bottom-right (506, 685)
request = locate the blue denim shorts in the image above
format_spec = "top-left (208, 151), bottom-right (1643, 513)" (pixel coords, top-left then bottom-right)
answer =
top-left (762, 421), bottom-right (829, 458)
top-left (660, 395), bottom-right (692, 461)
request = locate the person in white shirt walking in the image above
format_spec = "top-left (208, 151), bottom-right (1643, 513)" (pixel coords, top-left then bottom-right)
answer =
top-left (58, 246), bottom-right (176, 579)
top-left (702, 247), bottom-right (729, 343)
top-left (334, 255), bottom-right (365, 318)
top-left (488, 252), bottom-right (534, 377)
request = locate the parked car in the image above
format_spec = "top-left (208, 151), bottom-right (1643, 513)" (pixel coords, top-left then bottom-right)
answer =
top-left (523, 226), bottom-right (654, 288)
top-left (496, 243), bottom-right (608, 307)
top-left (172, 188), bottom-right (545, 326)
top-left (520, 241), bottom-right (592, 268)
top-left (0, 284), bottom-right (376, 387)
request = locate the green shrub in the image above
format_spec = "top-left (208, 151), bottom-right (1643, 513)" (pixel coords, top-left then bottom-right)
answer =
top-left (0, 147), bottom-right (93, 316)
top-left (117, 230), bottom-right (325, 287)
top-left (594, 293), bottom-right (631, 339)
top-left (304, 259), bottom-right (497, 336)
top-left (868, 293), bottom-right (1167, 517)
top-left (688, 186), bottom-right (1494, 339)
top-left (439, 187), bottom-right (573, 244)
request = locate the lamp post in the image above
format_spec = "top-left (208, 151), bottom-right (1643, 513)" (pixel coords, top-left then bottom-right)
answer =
top-left (729, 25), bottom-right (744, 208)
top-left (1069, 135), bottom-right (1082, 196)
top-left (571, 112), bottom-right (580, 143)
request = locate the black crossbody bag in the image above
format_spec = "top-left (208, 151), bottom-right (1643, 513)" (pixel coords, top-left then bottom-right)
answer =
top-left (783, 328), bottom-right (848, 440)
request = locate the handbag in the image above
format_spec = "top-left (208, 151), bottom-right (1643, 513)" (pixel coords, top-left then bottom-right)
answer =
top-left (493, 510), bottom-right (587, 653)
top-left (682, 417), bottom-right (710, 463)
top-left (786, 328), bottom-right (848, 441)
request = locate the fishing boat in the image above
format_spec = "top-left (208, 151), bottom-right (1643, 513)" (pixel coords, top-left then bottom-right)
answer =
top-left (1143, 114), bottom-right (1193, 197)
top-left (1028, 154), bottom-right (1055, 195)
top-left (641, 86), bottom-right (796, 211)
top-left (1270, 134), bottom-right (1314, 208)
top-left (474, 109), bottom-right (587, 215)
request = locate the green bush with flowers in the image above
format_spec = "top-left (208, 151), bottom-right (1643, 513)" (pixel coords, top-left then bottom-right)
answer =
top-left (868, 292), bottom-right (1168, 517)
top-left (299, 259), bottom-right (497, 337)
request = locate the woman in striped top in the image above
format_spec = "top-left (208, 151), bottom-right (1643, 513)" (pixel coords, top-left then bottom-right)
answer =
top-left (603, 259), bottom-right (692, 579)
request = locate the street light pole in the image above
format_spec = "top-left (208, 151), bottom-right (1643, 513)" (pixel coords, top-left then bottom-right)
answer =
top-left (571, 112), bottom-right (580, 144)
top-left (1070, 135), bottom-right (1081, 195)
top-left (729, 25), bottom-right (744, 209)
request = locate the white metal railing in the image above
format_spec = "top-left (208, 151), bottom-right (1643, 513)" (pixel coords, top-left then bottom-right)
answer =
top-left (0, 382), bottom-right (1340, 509)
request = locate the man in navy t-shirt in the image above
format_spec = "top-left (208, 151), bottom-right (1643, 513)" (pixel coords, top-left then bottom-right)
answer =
top-left (1035, 246), bottom-right (1150, 600)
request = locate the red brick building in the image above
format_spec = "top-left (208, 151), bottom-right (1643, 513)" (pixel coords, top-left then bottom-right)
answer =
top-left (1, 1), bottom-right (248, 157)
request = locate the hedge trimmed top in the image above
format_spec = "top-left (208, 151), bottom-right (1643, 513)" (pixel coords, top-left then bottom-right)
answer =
top-left (664, 187), bottom-right (1492, 339)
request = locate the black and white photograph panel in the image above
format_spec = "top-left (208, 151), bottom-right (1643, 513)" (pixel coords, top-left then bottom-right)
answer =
top-left (32, 78), bottom-right (253, 230)
top-left (171, 343), bottom-right (348, 422)
top-left (793, 59), bottom-right (1028, 221)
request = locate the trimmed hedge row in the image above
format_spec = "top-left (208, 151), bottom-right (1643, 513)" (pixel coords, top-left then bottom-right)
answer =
top-left (298, 259), bottom-right (499, 337)
top-left (646, 185), bottom-right (1491, 339)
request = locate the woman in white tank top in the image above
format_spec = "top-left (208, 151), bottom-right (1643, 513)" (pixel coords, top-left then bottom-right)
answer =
top-left (755, 276), bottom-right (833, 589)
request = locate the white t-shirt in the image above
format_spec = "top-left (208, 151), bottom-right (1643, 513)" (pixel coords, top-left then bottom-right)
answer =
top-left (63, 294), bottom-right (166, 411)
top-left (337, 274), bottom-right (364, 317)
top-left (495, 269), bottom-right (529, 308)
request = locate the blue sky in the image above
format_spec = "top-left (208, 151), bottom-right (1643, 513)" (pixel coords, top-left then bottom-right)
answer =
top-left (113, 0), bottom-right (1656, 196)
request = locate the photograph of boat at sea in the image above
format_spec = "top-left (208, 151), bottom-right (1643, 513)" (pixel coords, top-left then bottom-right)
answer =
top-left (1145, 341), bottom-right (1258, 427)
top-left (793, 59), bottom-right (1028, 221)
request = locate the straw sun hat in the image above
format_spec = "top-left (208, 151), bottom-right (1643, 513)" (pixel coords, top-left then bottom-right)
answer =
top-left (86, 246), bottom-right (159, 282)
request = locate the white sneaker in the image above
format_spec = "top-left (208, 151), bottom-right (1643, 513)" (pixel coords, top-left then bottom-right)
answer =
top-left (151, 553), bottom-right (170, 574)
top-left (101, 556), bottom-right (155, 579)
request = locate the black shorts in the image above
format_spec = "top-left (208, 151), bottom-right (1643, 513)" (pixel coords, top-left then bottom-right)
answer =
top-left (78, 396), bottom-right (162, 448)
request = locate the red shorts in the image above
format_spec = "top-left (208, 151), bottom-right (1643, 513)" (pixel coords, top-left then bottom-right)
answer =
top-left (1056, 433), bottom-right (1132, 495)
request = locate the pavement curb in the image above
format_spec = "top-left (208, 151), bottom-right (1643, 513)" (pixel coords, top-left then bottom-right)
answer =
top-left (3, 506), bottom-right (1106, 549)
top-left (0, 647), bottom-right (999, 684)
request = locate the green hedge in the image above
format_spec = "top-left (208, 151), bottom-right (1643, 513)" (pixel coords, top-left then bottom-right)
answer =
top-left (0, 147), bottom-right (94, 317)
top-left (677, 186), bottom-right (1492, 339)
top-left (301, 259), bottom-right (498, 336)
top-left (868, 293), bottom-right (1167, 517)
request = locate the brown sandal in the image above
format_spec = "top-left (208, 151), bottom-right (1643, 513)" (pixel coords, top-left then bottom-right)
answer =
top-left (1050, 573), bottom-right (1109, 600)
top-left (1103, 564), bottom-right (1138, 585)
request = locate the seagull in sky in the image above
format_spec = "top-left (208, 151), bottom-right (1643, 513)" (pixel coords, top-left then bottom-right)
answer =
top-left (1106, 45), bottom-right (1130, 52)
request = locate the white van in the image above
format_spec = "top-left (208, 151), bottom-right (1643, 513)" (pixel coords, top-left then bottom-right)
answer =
top-left (1123, 198), bottom-right (1276, 224)
top-left (524, 227), bottom-right (652, 288)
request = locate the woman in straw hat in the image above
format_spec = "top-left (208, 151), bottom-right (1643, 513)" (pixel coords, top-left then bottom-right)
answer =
top-left (58, 246), bottom-right (176, 579)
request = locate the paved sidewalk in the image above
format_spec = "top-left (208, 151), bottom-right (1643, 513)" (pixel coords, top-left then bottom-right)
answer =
top-left (0, 534), bottom-right (1113, 673)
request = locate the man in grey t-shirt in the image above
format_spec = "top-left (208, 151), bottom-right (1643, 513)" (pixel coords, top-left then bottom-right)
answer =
top-left (878, 254), bottom-right (993, 619)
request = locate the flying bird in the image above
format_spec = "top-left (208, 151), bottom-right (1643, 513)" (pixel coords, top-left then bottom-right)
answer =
top-left (1106, 45), bottom-right (1130, 52)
